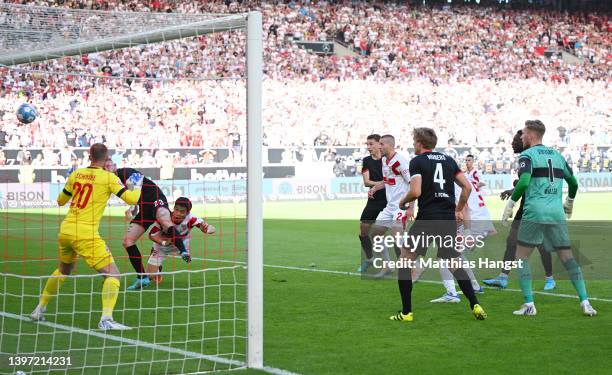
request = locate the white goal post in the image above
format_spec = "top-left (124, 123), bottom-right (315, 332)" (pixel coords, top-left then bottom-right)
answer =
top-left (0, 3), bottom-right (263, 372)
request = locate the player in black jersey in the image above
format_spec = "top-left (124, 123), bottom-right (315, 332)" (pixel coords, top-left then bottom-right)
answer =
top-left (390, 127), bottom-right (487, 322)
top-left (483, 130), bottom-right (555, 290)
top-left (104, 160), bottom-right (190, 290)
top-left (358, 134), bottom-right (387, 272)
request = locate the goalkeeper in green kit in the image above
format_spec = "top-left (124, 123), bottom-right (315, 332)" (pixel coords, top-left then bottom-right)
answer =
top-left (501, 120), bottom-right (597, 317)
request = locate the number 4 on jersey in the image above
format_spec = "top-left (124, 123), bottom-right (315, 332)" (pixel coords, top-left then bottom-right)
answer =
top-left (434, 163), bottom-right (446, 190)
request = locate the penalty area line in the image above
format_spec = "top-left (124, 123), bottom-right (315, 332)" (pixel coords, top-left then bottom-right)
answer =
top-left (0, 311), bottom-right (301, 375)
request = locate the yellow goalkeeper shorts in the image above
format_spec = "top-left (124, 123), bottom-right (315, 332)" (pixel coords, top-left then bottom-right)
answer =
top-left (58, 234), bottom-right (114, 270)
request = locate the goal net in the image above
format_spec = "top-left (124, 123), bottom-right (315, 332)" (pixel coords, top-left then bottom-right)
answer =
top-left (0, 4), bottom-right (262, 374)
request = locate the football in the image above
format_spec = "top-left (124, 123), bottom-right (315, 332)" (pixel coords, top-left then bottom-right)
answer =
top-left (16, 103), bottom-right (38, 124)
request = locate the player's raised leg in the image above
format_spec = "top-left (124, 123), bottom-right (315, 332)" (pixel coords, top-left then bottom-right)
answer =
top-left (124, 222), bottom-right (150, 290)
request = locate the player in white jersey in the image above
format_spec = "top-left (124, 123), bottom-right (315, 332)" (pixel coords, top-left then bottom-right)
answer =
top-left (429, 155), bottom-right (495, 303)
top-left (366, 135), bottom-right (414, 277)
top-left (145, 197), bottom-right (216, 284)
top-left (369, 135), bottom-right (413, 228)
top-left (460, 155), bottom-right (496, 236)
top-left (464, 154), bottom-right (485, 188)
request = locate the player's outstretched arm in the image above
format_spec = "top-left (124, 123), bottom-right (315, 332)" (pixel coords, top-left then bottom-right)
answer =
top-left (197, 221), bottom-right (216, 235)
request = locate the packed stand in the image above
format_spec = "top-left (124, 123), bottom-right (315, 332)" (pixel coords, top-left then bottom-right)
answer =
top-left (0, 1), bottom-right (610, 170)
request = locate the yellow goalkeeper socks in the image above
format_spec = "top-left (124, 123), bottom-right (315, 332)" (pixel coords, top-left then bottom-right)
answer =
top-left (39, 269), bottom-right (67, 308)
top-left (101, 277), bottom-right (120, 319)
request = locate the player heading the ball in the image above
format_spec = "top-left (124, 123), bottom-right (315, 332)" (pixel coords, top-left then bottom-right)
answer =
top-left (146, 197), bottom-right (216, 284)
top-left (104, 162), bottom-right (190, 291)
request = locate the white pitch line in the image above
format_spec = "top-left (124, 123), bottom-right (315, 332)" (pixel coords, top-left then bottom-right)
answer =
top-left (0, 311), bottom-right (301, 375)
top-left (257, 262), bottom-right (612, 303)
top-left (173, 257), bottom-right (612, 303)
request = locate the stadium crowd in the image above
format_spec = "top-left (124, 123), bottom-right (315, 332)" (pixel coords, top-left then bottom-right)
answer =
top-left (0, 1), bottom-right (610, 170)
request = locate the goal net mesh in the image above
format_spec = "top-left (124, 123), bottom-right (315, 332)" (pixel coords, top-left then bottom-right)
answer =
top-left (0, 3), bottom-right (254, 374)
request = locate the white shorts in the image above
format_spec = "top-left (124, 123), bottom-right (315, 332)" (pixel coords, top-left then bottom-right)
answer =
top-left (468, 207), bottom-right (495, 236)
top-left (375, 206), bottom-right (407, 229)
top-left (147, 246), bottom-right (178, 267)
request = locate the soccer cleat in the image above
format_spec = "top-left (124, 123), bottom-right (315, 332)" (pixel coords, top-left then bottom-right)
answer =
top-left (98, 319), bottom-right (132, 330)
top-left (430, 293), bottom-right (461, 303)
top-left (127, 276), bottom-right (151, 291)
top-left (513, 303), bottom-right (537, 316)
top-left (581, 300), bottom-right (597, 317)
top-left (389, 311), bottom-right (413, 322)
top-left (474, 286), bottom-right (485, 294)
top-left (30, 305), bottom-right (46, 322)
top-left (373, 268), bottom-right (394, 279)
top-left (472, 304), bottom-right (487, 320)
top-left (543, 277), bottom-right (556, 291)
top-left (357, 258), bottom-right (373, 273)
top-left (483, 276), bottom-right (508, 289)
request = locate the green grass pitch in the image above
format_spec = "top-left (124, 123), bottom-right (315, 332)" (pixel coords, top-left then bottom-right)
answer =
top-left (1, 192), bottom-right (612, 374)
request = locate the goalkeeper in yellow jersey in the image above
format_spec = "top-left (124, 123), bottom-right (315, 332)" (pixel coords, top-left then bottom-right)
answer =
top-left (30, 143), bottom-right (142, 330)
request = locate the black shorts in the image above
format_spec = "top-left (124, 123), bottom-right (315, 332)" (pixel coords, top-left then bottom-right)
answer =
top-left (407, 215), bottom-right (460, 259)
top-left (130, 188), bottom-right (169, 230)
top-left (360, 200), bottom-right (386, 222)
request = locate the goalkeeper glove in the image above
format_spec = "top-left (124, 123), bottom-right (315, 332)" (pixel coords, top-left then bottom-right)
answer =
top-left (126, 172), bottom-right (144, 190)
top-left (501, 199), bottom-right (515, 226)
top-left (181, 250), bottom-right (191, 263)
top-left (563, 197), bottom-right (574, 219)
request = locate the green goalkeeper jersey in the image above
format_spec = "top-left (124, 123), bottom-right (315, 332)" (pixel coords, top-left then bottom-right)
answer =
top-left (517, 144), bottom-right (573, 222)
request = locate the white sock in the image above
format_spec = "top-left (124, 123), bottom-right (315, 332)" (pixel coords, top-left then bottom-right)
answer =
top-left (440, 267), bottom-right (457, 295)
top-left (381, 246), bottom-right (391, 262)
top-left (412, 263), bottom-right (425, 281)
top-left (460, 255), bottom-right (480, 290)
